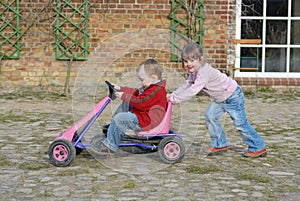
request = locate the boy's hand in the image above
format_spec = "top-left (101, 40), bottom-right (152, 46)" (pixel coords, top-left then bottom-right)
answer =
top-left (115, 91), bottom-right (123, 99)
top-left (111, 83), bottom-right (121, 91)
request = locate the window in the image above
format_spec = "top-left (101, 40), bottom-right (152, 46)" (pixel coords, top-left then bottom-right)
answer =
top-left (236, 0), bottom-right (300, 77)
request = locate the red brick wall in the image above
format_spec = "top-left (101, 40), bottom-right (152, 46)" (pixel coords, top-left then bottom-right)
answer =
top-left (203, 0), bottom-right (235, 70)
top-left (236, 77), bottom-right (300, 90)
top-left (0, 0), bottom-right (299, 95)
top-left (0, 0), bottom-right (175, 95)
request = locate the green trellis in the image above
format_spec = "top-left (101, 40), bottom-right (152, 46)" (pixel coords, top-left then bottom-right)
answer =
top-left (0, 0), bottom-right (21, 59)
top-left (169, 0), bottom-right (205, 61)
top-left (54, 0), bottom-right (89, 60)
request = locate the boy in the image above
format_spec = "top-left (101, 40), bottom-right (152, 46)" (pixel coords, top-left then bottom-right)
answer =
top-left (168, 42), bottom-right (267, 158)
top-left (91, 59), bottom-right (167, 153)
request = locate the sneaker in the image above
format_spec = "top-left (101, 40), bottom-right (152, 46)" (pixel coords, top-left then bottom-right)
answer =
top-left (103, 124), bottom-right (110, 130)
top-left (88, 145), bottom-right (110, 155)
top-left (90, 134), bottom-right (103, 148)
top-left (243, 148), bottom-right (267, 158)
top-left (203, 146), bottom-right (228, 155)
top-left (102, 124), bottom-right (110, 136)
top-left (89, 137), bottom-right (112, 155)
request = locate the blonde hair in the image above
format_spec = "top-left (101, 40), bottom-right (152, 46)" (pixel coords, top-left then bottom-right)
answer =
top-left (181, 42), bottom-right (203, 61)
top-left (137, 59), bottom-right (163, 80)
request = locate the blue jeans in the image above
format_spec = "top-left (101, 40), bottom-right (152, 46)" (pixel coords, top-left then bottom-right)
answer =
top-left (113, 101), bottom-right (132, 115)
top-left (205, 86), bottom-right (265, 152)
top-left (102, 102), bottom-right (142, 152)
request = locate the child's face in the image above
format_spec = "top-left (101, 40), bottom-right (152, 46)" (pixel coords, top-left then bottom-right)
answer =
top-left (183, 57), bottom-right (203, 73)
top-left (137, 67), bottom-right (156, 88)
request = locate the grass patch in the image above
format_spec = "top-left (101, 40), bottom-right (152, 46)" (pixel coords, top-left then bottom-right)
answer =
top-left (234, 171), bottom-right (272, 183)
top-left (95, 179), bottom-right (136, 193)
top-left (259, 87), bottom-right (274, 93)
top-left (122, 179), bottom-right (135, 189)
top-left (244, 90), bottom-right (256, 98)
top-left (55, 168), bottom-right (90, 176)
top-left (186, 164), bottom-right (221, 174)
top-left (0, 111), bottom-right (58, 125)
top-left (277, 93), bottom-right (298, 101)
top-left (0, 111), bottom-right (27, 123)
top-left (244, 89), bottom-right (300, 101)
top-left (110, 179), bottom-right (136, 192)
top-left (1, 92), bottom-right (69, 101)
top-left (266, 144), bottom-right (282, 150)
top-left (19, 161), bottom-right (51, 170)
top-left (0, 155), bottom-right (12, 166)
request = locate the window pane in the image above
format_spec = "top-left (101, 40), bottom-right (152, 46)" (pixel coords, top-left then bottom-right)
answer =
top-left (241, 19), bottom-right (262, 39)
top-left (242, 0), bottom-right (263, 16)
top-left (292, 0), bottom-right (300, 16)
top-left (266, 20), bottom-right (287, 44)
top-left (291, 20), bottom-right (300, 44)
top-left (265, 48), bottom-right (286, 72)
top-left (290, 48), bottom-right (300, 72)
top-left (267, 0), bottom-right (288, 16)
top-left (240, 47), bottom-right (262, 72)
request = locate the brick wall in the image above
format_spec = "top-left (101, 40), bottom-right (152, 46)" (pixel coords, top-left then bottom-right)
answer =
top-left (203, 0), bottom-right (235, 71)
top-left (236, 77), bottom-right (300, 91)
top-left (0, 0), bottom-right (176, 95)
top-left (0, 0), bottom-right (299, 95)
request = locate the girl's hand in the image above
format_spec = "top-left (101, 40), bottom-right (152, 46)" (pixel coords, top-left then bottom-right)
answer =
top-left (115, 91), bottom-right (123, 99)
top-left (166, 94), bottom-right (172, 101)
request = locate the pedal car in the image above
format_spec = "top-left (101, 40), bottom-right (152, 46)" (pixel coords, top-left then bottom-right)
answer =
top-left (48, 81), bottom-right (185, 167)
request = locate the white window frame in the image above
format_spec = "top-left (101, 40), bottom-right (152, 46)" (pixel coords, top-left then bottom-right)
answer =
top-left (235, 0), bottom-right (300, 78)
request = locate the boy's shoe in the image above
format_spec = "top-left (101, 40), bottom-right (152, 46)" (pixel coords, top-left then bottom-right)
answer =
top-left (243, 148), bottom-right (267, 158)
top-left (103, 124), bottom-right (110, 130)
top-left (88, 145), bottom-right (110, 155)
top-left (203, 146), bottom-right (228, 155)
top-left (90, 134), bottom-right (103, 146)
top-left (90, 138), bottom-right (108, 154)
top-left (102, 124), bottom-right (110, 136)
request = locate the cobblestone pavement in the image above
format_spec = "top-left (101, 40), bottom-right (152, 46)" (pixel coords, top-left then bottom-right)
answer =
top-left (0, 92), bottom-right (299, 201)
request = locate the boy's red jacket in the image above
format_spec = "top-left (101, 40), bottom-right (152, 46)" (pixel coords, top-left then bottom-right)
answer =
top-left (120, 80), bottom-right (167, 131)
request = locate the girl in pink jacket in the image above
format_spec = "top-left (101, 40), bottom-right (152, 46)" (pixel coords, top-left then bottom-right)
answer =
top-left (169, 42), bottom-right (267, 158)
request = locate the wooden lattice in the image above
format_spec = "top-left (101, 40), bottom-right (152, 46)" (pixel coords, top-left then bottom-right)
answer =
top-left (168, 0), bottom-right (205, 61)
top-left (54, 0), bottom-right (89, 60)
top-left (0, 0), bottom-right (21, 59)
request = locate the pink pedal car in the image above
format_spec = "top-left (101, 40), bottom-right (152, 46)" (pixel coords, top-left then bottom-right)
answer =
top-left (48, 81), bottom-right (185, 167)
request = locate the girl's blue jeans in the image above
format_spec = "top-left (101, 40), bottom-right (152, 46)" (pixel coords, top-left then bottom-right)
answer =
top-left (205, 86), bottom-right (265, 152)
top-left (102, 102), bottom-right (142, 152)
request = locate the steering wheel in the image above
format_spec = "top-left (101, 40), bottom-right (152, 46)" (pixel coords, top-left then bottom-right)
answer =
top-left (105, 81), bottom-right (117, 100)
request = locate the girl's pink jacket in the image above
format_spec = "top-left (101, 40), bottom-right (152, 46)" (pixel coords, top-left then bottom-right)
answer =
top-left (170, 62), bottom-right (238, 104)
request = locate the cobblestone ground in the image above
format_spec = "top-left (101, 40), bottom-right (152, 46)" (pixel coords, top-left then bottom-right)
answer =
top-left (0, 92), bottom-right (299, 201)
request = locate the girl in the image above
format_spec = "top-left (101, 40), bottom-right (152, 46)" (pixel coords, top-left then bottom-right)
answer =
top-left (168, 42), bottom-right (267, 158)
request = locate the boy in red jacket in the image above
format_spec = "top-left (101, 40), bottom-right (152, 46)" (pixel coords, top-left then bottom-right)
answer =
top-left (91, 59), bottom-right (167, 153)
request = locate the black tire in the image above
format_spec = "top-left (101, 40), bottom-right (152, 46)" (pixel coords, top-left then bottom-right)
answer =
top-left (158, 137), bottom-right (185, 164)
top-left (48, 139), bottom-right (76, 167)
